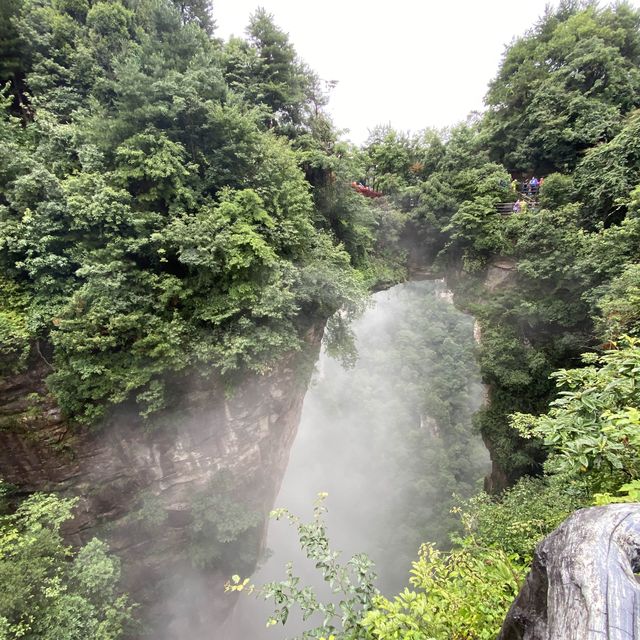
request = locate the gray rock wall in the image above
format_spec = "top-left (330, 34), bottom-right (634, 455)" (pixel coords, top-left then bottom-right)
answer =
top-left (499, 504), bottom-right (640, 640)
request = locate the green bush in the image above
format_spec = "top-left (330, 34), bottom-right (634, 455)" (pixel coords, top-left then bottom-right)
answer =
top-left (363, 540), bottom-right (524, 640)
top-left (0, 484), bottom-right (133, 639)
top-left (188, 472), bottom-right (262, 572)
top-left (513, 341), bottom-right (640, 492)
top-left (458, 476), bottom-right (587, 562)
top-left (0, 275), bottom-right (31, 376)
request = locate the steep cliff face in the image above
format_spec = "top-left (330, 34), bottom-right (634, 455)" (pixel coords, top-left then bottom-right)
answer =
top-left (446, 257), bottom-right (519, 493)
top-left (0, 323), bottom-right (326, 636)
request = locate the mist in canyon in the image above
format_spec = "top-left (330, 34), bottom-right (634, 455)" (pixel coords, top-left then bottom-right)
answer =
top-left (217, 279), bottom-right (489, 639)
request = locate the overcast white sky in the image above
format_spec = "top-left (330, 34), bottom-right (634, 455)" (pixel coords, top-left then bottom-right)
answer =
top-left (213, 0), bottom-right (640, 145)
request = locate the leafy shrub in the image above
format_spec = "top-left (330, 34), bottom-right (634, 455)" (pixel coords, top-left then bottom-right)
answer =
top-left (0, 484), bottom-right (133, 639)
top-left (234, 496), bottom-right (525, 640)
top-left (513, 340), bottom-right (640, 492)
top-left (189, 472), bottom-right (262, 572)
top-left (0, 275), bottom-right (31, 376)
top-left (538, 173), bottom-right (576, 210)
top-left (458, 476), bottom-right (587, 562)
top-left (363, 540), bottom-right (524, 640)
top-left (597, 264), bottom-right (640, 339)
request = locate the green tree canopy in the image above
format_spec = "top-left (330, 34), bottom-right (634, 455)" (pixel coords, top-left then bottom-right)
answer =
top-left (485, 1), bottom-right (640, 173)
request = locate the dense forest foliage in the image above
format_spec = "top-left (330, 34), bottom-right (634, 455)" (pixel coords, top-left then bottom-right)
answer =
top-left (4, 0), bottom-right (640, 637)
top-left (0, 0), bottom-right (404, 425)
top-left (356, 0), bottom-right (640, 484)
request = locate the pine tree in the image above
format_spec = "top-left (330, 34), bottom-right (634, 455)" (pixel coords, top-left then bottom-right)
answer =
top-left (171, 0), bottom-right (215, 35)
top-left (246, 8), bottom-right (308, 124)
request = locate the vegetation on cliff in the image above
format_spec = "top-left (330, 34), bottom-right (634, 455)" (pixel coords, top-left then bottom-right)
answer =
top-left (0, 0), bottom-right (404, 634)
top-left (0, 0), bottom-right (404, 424)
top-left (354, 1), bottom-right (640, 484)
top-left (0, 484), bottom-right (133, 639)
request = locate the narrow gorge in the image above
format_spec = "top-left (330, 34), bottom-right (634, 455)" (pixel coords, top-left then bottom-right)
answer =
top-left (225, 279), bottom-right (489, 638)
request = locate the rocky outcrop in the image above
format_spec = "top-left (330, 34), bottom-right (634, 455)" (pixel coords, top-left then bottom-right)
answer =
top-left (0, 323), bottom-right (325, 637)
top-left (499, 504), bottom-right (640, 640)
top-left (485, 257), bottom-right (517, 292)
